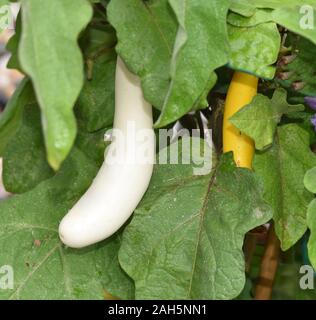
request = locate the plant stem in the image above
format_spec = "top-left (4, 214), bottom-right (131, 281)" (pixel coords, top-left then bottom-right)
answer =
top-left (255, 225), bottom-right (280, 300)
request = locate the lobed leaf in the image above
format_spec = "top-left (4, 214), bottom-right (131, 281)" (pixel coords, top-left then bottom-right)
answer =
top-left (254, 124), bottom-right (316, 250)
top-left (155, 0), bottom-right (230, 127)
top-left (0, 131), bottom-right (133, 300)
top-left (108, 0), bottom-right (230, 127)
top-left (228, 22), bottom-right (281, 79)
top-left (119, 142), bottom-right (272, 300)
top-left (230, 89), bottom-right (304, 150)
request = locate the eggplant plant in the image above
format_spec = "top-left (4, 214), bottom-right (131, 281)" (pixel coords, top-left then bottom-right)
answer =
top-left (0, 0), bottom-right (316, 300)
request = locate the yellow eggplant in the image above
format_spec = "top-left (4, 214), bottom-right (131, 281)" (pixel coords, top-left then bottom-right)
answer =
top-left (223, 72), bottom-right (258, 169)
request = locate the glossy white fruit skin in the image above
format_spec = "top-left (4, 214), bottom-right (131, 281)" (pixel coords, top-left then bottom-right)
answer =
top-left (58, 57), bottom-right (154, 248)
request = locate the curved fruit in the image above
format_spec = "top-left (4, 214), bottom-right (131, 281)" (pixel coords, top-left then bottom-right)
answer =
top-left (59, 57), bottom-right (155, 248)
top-left (223, 71), bottom-right (258, 168)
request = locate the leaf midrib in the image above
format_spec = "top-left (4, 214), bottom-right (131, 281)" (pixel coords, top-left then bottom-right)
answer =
top-left (186, 161), bottom-right (220, 298)
top-left (3, 224), bottom-right (74, 300)
top-left (275, 129), bottom-right (286, 246)
top-left (142, 1), bottom-right (173, 56)
top-left (9, 240), bottom-right (60, 300)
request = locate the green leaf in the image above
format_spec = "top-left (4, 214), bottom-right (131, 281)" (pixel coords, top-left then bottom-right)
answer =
top-left (233, 0), bottom-right (316, 10)
top-left (307, 199), bottom-right (316, 270)
top-left (3, 103), bottom-right (54, 194)
top-left (254, 124), bottom-right (316, 250)
top-left (230, 89), bottom-right (304, 150)
top-left (228, 22), bottom-right (281, 79)
top-left (228, 9), bottom-right (273, 27)
top-left (191, 73), bottom-right (218, 112)
top-left (283, 108), bottom-right (316, 146)
top-left (79, 24), bottom-right (116, 58)
top-left (0, 0), bottom-right (8, 7)
top-left (236, 278), bottom-right (253, 300)
top-left (229, 2), bottom-right (316, 48)
top-left (230, 1), bottom-right (316, 45)
top-left (101, 235), bottom-right (135, 300)
top-left (19, 0), bottom-right (93, 170)
top-left (6, 12), bottom-right (22, 71)
top-left (0, 0), bottom-right (10, 33)
top-left (108, 0), bottom-right (178, 109)
top-left (119, 143), bottom-right (272, 300)
top-left (0, 135), bottom-right (133, 300)
top-left (271, 241), bottom-right (316, 300)
top-left (76, 51), bottom-right (116, 132)
top-left (0, 78), bottom-right (35, 156)
top-left (229, 0), bottom-right (256, 17)
top-left (155, 0), bottom-right (230, 127)
top-left (108, 0), bottom-right (230, 127)
top-left (304, 167), bottom-right (316, 194)
top-left (75, 124), bottom-right (107, 165)
top-left (277, 37), bottom-right (316, 97)
top-left (228, 0), bottom-right (316, 44)
top-left (272, 6), bottom-right (316, 45)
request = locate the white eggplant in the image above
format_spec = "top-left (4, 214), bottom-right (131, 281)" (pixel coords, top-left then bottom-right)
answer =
top-left (58, 57), bottom-right (154, 248)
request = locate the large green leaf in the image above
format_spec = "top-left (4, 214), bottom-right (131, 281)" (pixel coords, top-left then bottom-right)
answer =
top-left (0, 136), bottom-right (133, 300)
top-left (76, 51), bottom-right (116, 132)
top-left (3, 103), bottom-right (54, 194)
top-left (230, 89), bottom-right (304, 150)
top-left (229, 0), bottom-right (256, 17)
top-left (231, 0), bottom-right (316, 11)
top-left (228, 22), bottom-right (280, 79)
top-left (230, 1), bottom-right (316, 45)
top-left (108, 0), bottom-right (178, 109)
top-left (229, 0), bottom-right (294, 18)
top-left (228, 9), bottom-right (273, 27)
top-left (19, 0), bottom-right (93, 170)
top-left (119, 144), bottom-right (272, 300)
top-left (108, 0), bottom-right (230, 127)
top-left (254, 124), bottom-right (316, 251)
top-left (251, 0), bottom-right (316, 9)
top-left (155, 0), bottom-right (230, 127)
top-left (0, 78), bottom-right (35, 156)
top-left (273, 6), bottom-right (316, 45)
top-left (2, 99), bottom-right (109, 195)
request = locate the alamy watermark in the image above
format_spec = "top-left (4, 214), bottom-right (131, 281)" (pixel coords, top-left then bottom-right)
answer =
top-left (299, 265), bottom-right (316, 290)
top-left (104, 125), bottom-right (213, 176)
top-left (0, 5), bottom-right (14, 30)
top-left (0, 265), bottom-right (14, 290)
top-left (300, 5), bottom-right (315, 30)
